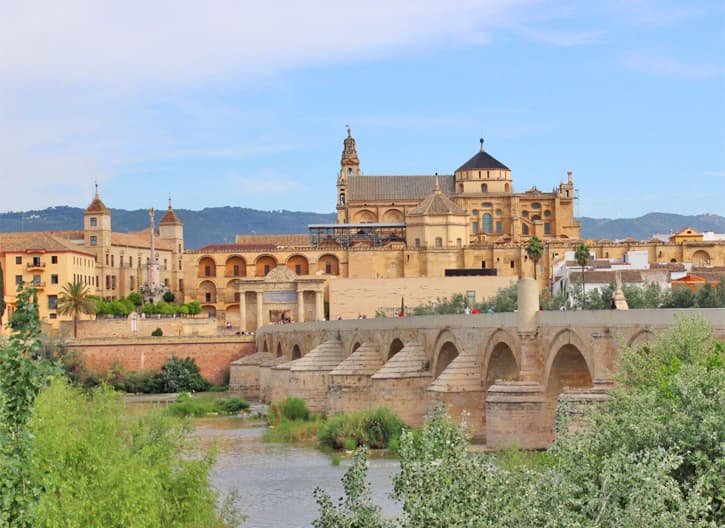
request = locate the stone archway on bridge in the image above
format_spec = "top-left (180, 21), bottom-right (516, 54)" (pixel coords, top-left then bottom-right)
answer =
top-left (432, 330), bottom-right (461, 379)
top-left (386, 338), bottom-right (405, 361)
top-left (628, 328), bottom-right (655, 349)
top-left (481, 329), bottom-right (520, 390)
top-left (545, 343), bottom-right (592, 395)
top-left (544, 329), bottom-right (592, 387)
top-left (292, 344), bottom-right (302, 360)
top-left (261, 340), bottom-right (268, 353)
top-left (276, 341), bottom-right (283, 358)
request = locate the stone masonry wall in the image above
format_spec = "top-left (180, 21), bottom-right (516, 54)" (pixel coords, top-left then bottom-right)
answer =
top-left (66, 336), bottom-right (255, 385)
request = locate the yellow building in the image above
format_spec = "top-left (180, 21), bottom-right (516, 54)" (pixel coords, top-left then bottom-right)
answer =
top-left (0, 232), bottom-right (97, 332)
top-left (0, 190), bottom-right (186, 333)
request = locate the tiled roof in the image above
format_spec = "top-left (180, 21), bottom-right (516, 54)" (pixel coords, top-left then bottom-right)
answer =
top-left (197, 243), bottom-right (277, 252)
top-left (348, 175), bottom-right (455, 201)
top-left (455, 150), bottom-right (510, 172)
top-left (111, 229), bottom-right (173, 251)
top-left (159, 207), bottom-right (182, 225)
top-left (408, 182), bottom-right (467, 216)
top-left (233, 234), bottom-right (310, 247)
top-left (85, 196), bottom-right (110, 214)
top-left (0, 232), bottom-right (93, 255)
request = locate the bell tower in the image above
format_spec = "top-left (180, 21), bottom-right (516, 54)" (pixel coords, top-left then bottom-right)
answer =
top-left (337, 126), bottom-right (360, 223)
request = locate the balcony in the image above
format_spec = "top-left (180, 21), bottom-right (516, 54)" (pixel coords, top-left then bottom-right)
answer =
top-left (29, 281), bottom-right (46, 289)
top-left (224, 293), bottom-right (242, 304)
top-left (26, 262), bottom-right (46, 271)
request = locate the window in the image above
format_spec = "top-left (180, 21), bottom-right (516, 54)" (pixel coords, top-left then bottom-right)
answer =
top-left (205, 292), bottom-right (212, 303)
top-left (204, 265), bottom-right (212, 277)
top-left (15, 275), bottom-right (22, 285)
top-left (522, 224), bottom-right (529, 235)
top-left (483, 213), bottom-right (492, 233)
top-left (90, 217), bottom-right (97, 227)
top-left (111, 276), bottom-right (116, 290)
top-left (544, 210), bottom-right (551, 217)
top-left (111, 255), bottom-right (114, 267)
top-left (51, 274), bottom-right (59, 284)
top-left (129, 256), bottom-right (132, 267)
top-left (415, 238), bottom-right (421, 248)
top-left (531, 202), bottom-right (541, 209)
top-left (295, 264), bottom-right (302, 275)
top-left (90, 236), bottom-right (97, 246)
top-left (435, 237), bottom-right (443, 248)
top-left (522, 210), bottom-right (529, 218)
top-left (32, 256), bottom-right (41, 266)
top-left (32, 275), bottom-right (41, 285)
top-left (105, 275), bottom-right (111, 290)
top-left (456, 238), bottom-right (462, 248)
top-left (339, 192), bottom-right (345, 205)
top-left (49, 313), bottom-right (57, 319)
top-left (532, 215), bottom-right (541, 221)
top-left (510, 260), bottom-right (515, 269)
top-left (482, 202), bottom-right (492, 208)
top-left (264, 264), bottom-right (270, 275)
top-left (48, 295), bottom-right (57, 309)
top-left (164, 278), bottom-right (169, 287)
top-left (495, 221), bottom-right (502, 233)
top-left (481, 260), bottom-right (486, 268)
top-left (51, 255), bottom-right (58, 264)
top-left (178, 259), bottom-right (182, 271)
top-left (472, 221), bottom-right (479, 233)
top-left (347, 168), bottom-right (352, 176)
top-left (472, 209), bottom-right (479, 216)
top-left (130, 276), bottom-right (135, 290)
top-left (15, 256), bottom-right (21, 265)
top-left (325, 263), bottom-right (332, 274)
top-left (481, 183), bottom-right (488, 192)
top-left (179, 279), bottom-right (184, 292)
top-left (495, 209), bottom-right (502, 216)
top-left (544, 223), bottom-right (551, 235)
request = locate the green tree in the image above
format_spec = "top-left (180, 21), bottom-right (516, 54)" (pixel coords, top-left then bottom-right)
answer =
top-left (163, 290), bottom-right (176, 303)
top-left (0, 285), bottom-right (58, 527)
top-left (146, 356), bottom-right (211, 393)
top-left (663, 287), bottom-right (696, 308)
top-left (56, 282), bottom-right (96, 338)
top-left (573, 242), bottom-right (590, 306)
top-left (524, 236), bottom-right (544, 280)
top-left (127, 291), bottom-right (143, 307)
top-left (187, 301), bottom-right (202, 317)
top-left (696, 282), bottom-right (720, 308)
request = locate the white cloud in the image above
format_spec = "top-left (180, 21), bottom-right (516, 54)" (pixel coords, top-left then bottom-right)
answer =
top-left (0, 0), bottom-right (537, 87)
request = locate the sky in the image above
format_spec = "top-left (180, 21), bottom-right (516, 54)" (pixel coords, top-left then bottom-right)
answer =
top-left (1, 0), bottom-right (724, 219)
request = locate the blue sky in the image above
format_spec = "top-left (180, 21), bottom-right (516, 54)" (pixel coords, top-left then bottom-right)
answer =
top-left (1, 0), bottom-right (723, 218)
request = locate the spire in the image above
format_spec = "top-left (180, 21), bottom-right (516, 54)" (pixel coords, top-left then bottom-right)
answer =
top-left (85, 182), bottom-right (110, 214)
top-left (341, 126), bottom-right (360, 174)
top-left (479, 137), bottom-right (485, 152)
top-left (159, 195), bottom-right (182, 225)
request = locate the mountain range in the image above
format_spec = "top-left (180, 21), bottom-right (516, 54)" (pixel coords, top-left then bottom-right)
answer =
top-left (0, 206), bottom-right (722, 249)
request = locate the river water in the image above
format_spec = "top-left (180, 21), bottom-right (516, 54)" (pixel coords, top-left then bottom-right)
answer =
top-left (192, 416), bottom-right (402, 528)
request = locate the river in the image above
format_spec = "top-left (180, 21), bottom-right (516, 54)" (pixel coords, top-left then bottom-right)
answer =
top-left (192, 416), bottom-right (402, 528)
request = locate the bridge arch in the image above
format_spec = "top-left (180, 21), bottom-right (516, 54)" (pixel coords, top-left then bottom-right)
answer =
top-left (545, 343), bottom-right (593, 395)
top-left (385, 337), bottom-right (405, 361)
top-left (481, 328), bottom-right (520, 388)
top-left (261, 340), bottom-right (269, 354)
top-left (291, 344), bottom-right (302, 360)
top-left (431, 329), bottom-right (462, 379)
top-left (628, 328), bottom-right (655, 348)
top-left (544, 329), bottom-right (592, 389)
top-left (276, 342), bottom-right (283, 358)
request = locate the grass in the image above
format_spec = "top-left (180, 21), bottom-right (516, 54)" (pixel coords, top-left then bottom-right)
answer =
top-left (318, 406), bottom-right (405, 450)
top-left (165, 393), bottom-right (250, 418)
top-left (261, 416), bottom-right (324, 443)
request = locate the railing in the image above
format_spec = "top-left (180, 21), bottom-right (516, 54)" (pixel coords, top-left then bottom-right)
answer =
top-left (29, 281), bottom-right (46, 289)
top-left (26, 262), bottom-right (46, 270)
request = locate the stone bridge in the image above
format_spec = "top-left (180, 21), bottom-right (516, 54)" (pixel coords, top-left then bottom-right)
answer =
top-left (230, 279), bottom-right (725, 448)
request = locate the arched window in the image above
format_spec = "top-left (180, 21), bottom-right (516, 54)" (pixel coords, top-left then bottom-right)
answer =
top-left (531, 202), bottom-right (541, 209)
top-left (483, 213), bottom-right (492, 233)
top-left (339, 192), bottom-right (345, 205)
top-left (481, 183), bottom-right (488, 193)
top-left (544, 210), bottom-right (551, 217)
top-left (435, 237), bottom-right (443, 248)
top-left (347, 168), bottom-right (352, 176)
top-left (522, 224), bottom-right (529, 235)
top-left (472, 209), bottom-right (479, 216)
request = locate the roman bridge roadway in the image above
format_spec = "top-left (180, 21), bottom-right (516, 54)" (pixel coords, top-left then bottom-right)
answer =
top-left (231, 280), bottom-right (725, 448)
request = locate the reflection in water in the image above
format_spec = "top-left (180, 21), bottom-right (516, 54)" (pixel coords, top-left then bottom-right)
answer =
top-left (193, 417), bottom-right (401, 528)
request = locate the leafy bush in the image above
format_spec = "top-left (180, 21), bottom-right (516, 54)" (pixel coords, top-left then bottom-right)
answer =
top-left (151, 327), bottom-right (163, 336)
top-left (269, 397), bottom-right (310, 424)
top-left (27, 379), bottom-right (242, 527)
top-left (166, 393), bottom-right (250, 418)
top-left (146, 356), bottom-right (211, 393)
top-left (318, 407), bottom-right (405, 450)
top-left (261, 417), bottom-right (323, 444)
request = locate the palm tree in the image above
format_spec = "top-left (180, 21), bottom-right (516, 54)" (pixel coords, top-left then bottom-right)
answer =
top-left (57, 282), bottom-right (96, 338)
top-left (574, 242), bottom-right (590, 307)
top-left (525, 236), bottom-right (545, 280)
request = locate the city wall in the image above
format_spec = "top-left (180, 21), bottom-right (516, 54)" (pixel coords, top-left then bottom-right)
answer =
top-left (66, 335), bottom-right (255, 385)
top-left (60, 316), bottom-right (220, 339)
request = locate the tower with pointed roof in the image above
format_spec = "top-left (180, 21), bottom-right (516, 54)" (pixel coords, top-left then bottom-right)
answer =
top-left (159, 197), bottom-right (185, 294)
top-left (84, 184), bottom-right (112, 250)
top-left (337, 127), bottom-right (360, 223)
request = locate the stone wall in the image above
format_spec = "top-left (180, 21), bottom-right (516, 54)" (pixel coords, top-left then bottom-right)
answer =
top-left (329, 275), bottom-right (516, 319)
top-left (61, 316), bottom-right (219, 339)
top-left (65, 336), bottom-right (255, 385)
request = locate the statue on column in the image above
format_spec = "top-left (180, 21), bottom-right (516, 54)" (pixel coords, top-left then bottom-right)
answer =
top-left (140, 207), bottom-right (169, 304)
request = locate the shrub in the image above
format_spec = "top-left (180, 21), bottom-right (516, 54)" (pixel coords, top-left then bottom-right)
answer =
top-left (216, 396), bottom-right (250, 414)
top-left (146, 356), bottom-right (211, 393)
top-left (262, 417), bottom-right (323, 444)
top-left (166, 393), bottom-right (250, 418)
top-left (151, 327), bottom-right (163, 337)
top-left (318, 407), bottom-right (405, 450)
top-left (269, 397), bottom-right (310, 424)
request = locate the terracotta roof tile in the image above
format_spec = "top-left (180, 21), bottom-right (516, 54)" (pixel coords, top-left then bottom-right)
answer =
top-left (0, 232), bottom-right (93, 255)
top-left (348, 175), bottom-right (455, 201)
